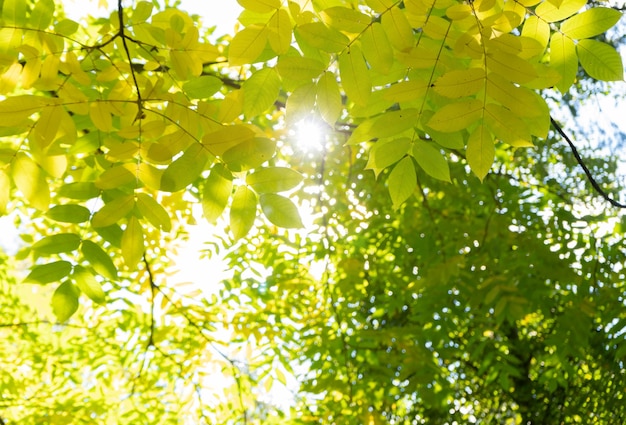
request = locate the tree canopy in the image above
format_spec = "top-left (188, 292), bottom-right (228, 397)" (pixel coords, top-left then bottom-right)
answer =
top-left (0, 0), bottom-right (625, 423)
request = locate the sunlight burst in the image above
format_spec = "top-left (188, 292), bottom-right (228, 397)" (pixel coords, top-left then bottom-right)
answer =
top-left (293, 119), bottom-right (325, 151)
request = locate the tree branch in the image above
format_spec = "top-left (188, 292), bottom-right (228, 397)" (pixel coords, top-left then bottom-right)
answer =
top-left (550, 116), bottom-right (626, 208)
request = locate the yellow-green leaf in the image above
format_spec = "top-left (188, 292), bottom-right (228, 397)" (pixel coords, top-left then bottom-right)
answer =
top-left (316, 72), bottom-right (342, 125)
top-left (0, 170), bottom-right (9, 214)
top-left (58, 182), bottom-right (100, 200)
top-left (285, 82), bottom-right (316, 123)
top-left (203, 125), bottom-right (256, 157)
top-left (387, 156), bottom-right (416, 209)
top-left (339, 45), bottom-right (371, 106)
top-left (277, 56), bottom-right (326, 81)
top-left (243, 68), bottom-right (281, 117)
top-left (411, 142), bottom-right (450, 182)
top-left (81, 240), bottom-right (118, 280)
top-left (366, 137), bottom-right (411, 177)
top-left (246, 167), bottom-right (303, 193)
top-left (238, 0), bottom-right (280, 13)
top-left (466, 124), bottom-right (494, 182)
top-left (136, 193), bottom-right (171, 232)
top-left (33, 233), bottom-right (81, 256)
top-left (535, 0), bottom-right (586, 23)
top-left (433, 68), bottom-right (485, 98)
top-left (577, 39), bottom-right (624, 82)
top-left (23, 261), bottom-right (72, 284)
top-left (92, 195), bottom-right (135, 228)
top-left (259, 193), bottom-right (303, 228)
top-left (0, 95), bottom-right (43, 127)
top-left (360, 23), bottom-right (394, 75)
top-left (222, 137), bottom-right (276, 171)
top-left (121, 216), bottom-right (144, 269)
top-left (427, 99), bottom-right (483, 132)
top-left (51, 281), bottom-right (80, 322)
top-left (72, 265), bottom-right (106, 304)
top-left (96, 164), bottom-right (137, 190)
top-left (89, 101), bottom-right (113, 132)
top-left (381, 7), bottom-right (414, 52)
top-left (484, 103), bottom-right (533, 147)
top-left (382, 80), bottom-right (429, 103)
top-left (268, 8), bottom-right (291, 54)
top-left (12, 153), bottom-right (50, 211)
top-left (202, 164), bottom-right (233, 223)
top-left (487, 51), bottom-right (538, 83)
top-left (230, 185), bottom-right (258, 240)
top-left (561, 7), bottom-right (621, 39)
top-left (321, 6), bottom-right (371, 33)
top-left (160, 143), bottom-right (211, 192)
top-left (229, 25), bottom-right (269, 66)
top-left (297, 22), bottom-right (350, 53)
top-left (549, 32), bottom-right (578, 92)
top-left (182, 75), bottom-right (222, 99)
top-left (47, 204), bottom-right (91, 223)
top-left (366, 0), bottom-right (395, 13)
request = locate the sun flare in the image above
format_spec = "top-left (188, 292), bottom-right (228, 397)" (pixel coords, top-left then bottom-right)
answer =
top-left (293, 119), bottom-right (325, 151)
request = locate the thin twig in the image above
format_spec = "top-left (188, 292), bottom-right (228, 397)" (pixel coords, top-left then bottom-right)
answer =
top-left (551, 116), bottom-right (625, 208)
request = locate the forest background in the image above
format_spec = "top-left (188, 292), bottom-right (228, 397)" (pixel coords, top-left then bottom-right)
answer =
top-left (0, 0), bottom-right (625, 423)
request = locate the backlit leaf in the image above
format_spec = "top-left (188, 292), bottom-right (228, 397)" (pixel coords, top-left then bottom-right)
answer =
top-left (23, 261), bottom-right (72, 284)
top-left (246, 167), bottom-right (303, 193)
top-left (316, 72), bottom-right (342, 125)
top-left (95, 164), bottom-right (137, 190)
top-left (12, 153), bottom-right (50, 211)
top-left (230, 185), bottom-right (257, 240)
top-left (268, 8), bottom-right (291, 54)
top-left (433, 68), bottom-right (485, 98)
top-left (72, 265), bottom-right (106, 304)
top-left (366, 138), bottom-right (411, 176)
top-left (202, 163), bottom-right (233, 223)
top-left (122, 216), bottom-right (144, 269)
top-left (237, 0), bottom-right (280, 13)
top-left (388, 156), bottom-right (416, 209)
top-left (243, 68), bottom-right (281, 117)
top-left (182, 75), bottom-right (222, 99)
top-left (277, 56), bottom-right (326, 81)
top-left (89, 101), bottom-right (113, 132)
top-left (466, 124), bottom-right (494, 181)
top-left (549, 32), bottom-right (577, 92)
top-left (51, 281), bottom-right (80, 322)
top-left (161, 143), bottom-right (211, 192)
top-left (81, 240), bottom-right (118, 280)
top-left (136, 193), bottom-right (172, 232)
top-left (229, 25), bottom-right (269, 66)
top-left (577, 39), bottom-right (624, 82)
top-left (203, 125), bottom-right (256, 157)
top-left (321, 6), bottom-right (371, 33)
top-left (222, 137), bottom-right (276, 171)
top-left (339, 45), bottom-right (371, 106)
top-left (92, 195), bottom-right (135, 228)
top-left (427, 99), bottom-right (483, 132)
top-left (297, 22), bottom-right (350, 53)
top-left (411, 142), bottom-right (451, 182)
top-left (560, 7), bottom-right (621, 39)
top-left (535, 0), bottom-right (586, 23)
top-left (260, 193), bottom-right (303, 228)
top-left (381, 7), bottom-right (414, 52)
top-left (360, 23), bottom-right (394, 75)
top-left (58, 182), bottom-right (100, 200)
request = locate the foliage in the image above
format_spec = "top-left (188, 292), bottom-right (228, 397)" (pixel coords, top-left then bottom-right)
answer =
top-left (0, 0), bottom-right (625, 423)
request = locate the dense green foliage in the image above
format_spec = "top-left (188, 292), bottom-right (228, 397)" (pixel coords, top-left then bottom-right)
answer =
top-left (0, 0), bottom-right (624, 423)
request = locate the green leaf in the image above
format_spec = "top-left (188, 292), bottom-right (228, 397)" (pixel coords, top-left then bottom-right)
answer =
top-left (427, 100), bottom-right (483, 132)
top-left (32, 233), bottom-right (81, 256)
top-left (12, 153), bottom-right (50, 211)
top-left (131, 1), bottom-right (153, 23)
top-left (243, 68), bottom-right (281, 117)
top-left (381, 7), bottom-right (414, 52)
top-left (268, 8), bottom-right (291, 54)
top-left (136, 193), bottom-right (172, 232)
top-left (182, 75), bottom-right (223, 99)
top-left (246, 167), bottom-right (303, 193)
top-left (202, 164), bottom-right (233, 223)
top-left (411, 143), bottom-right (451, 182)
top-left (433, 68), bottom-right (485, 98)
top-left (230, 186), bottom-right (258, 240)
top-left (92, 195), bottom-right (135, 228)
top-left (23, 261), bottom-right (72, 284)
top-left (387, 156), bottom-right (416, 209)
top-left (316, 72), bottom-right (343, 125)
top-left (260, 193), bottom-right (303, 228)
top-left (160, 143), bottom-right (211, 192)
top-left (51, 281), bottom-right (80, 322)
top-left (466, 124), bottom-right (494, 181)
top-left (95, 165), bottom-right (137, 190)
top-left (549, 32), bottom-right (578, 92)
top-left (72, 265), bottom-right (106, 304)
top-left (30, 0), bottom-right (54, 30)
top-left (560, 7), bottom-right (622, 39)
top-left (366, 138), bottom-right (412, 177)
top-left (366, 0), bottom-right (395, 13)
top-left (487, 51), bottom-right (538, 84)
top-left (339, 45), bottom-right (371, 106)
top-left (577, 39), bottom-right (624, 82)
top-left (54, 19), bottom-right (79, 36)
top-left (222, 137), bottom-right (276, 171)
top-left (535, 0), bottom-right (586, 23)
top-left (2, 0), bottom-right (26, 25)
top-left (81, 240), bottom-right (118, 280)
top-left (58, 182), bottom-right (100, 200)
top-left (121, 217), bottom-right (144, 269)
top-left (46, 205), bottom-right (91, 223)
top-left (237, 0), bottom-right (280, 13)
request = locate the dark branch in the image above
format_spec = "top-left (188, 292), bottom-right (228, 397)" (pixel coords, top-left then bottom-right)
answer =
top-left (550, 116), bottom-right (626, 208)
